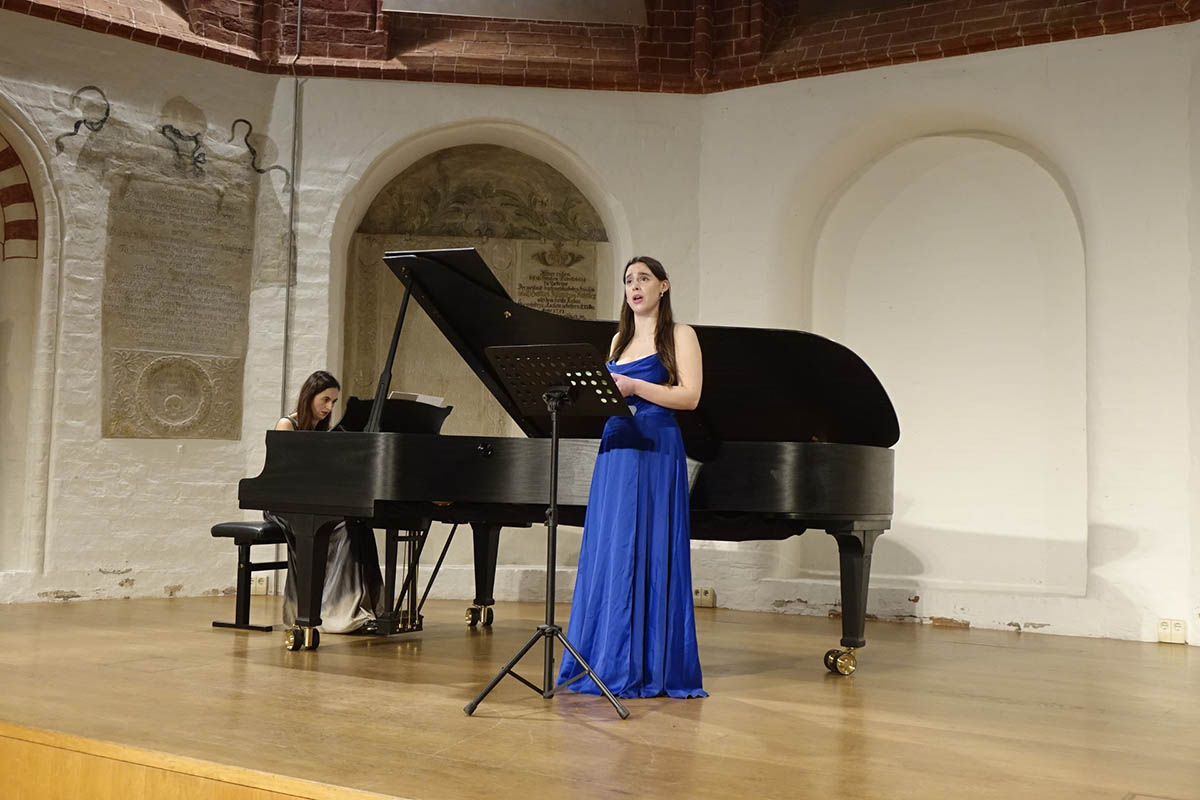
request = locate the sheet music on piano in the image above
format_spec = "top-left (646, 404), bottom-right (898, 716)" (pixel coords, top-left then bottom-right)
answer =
top-left (388, 390), bottom-right (446, 408)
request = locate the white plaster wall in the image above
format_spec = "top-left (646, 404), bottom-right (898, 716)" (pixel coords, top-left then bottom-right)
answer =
top-left (807, 135), bottom-right (1088, 597)
top-left (0, 13), bottom-right (286, 601)
top-left (696, 25), bottom-right (1197, 643)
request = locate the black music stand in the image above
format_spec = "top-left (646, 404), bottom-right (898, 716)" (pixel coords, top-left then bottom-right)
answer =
top-left (464, 344), bottom-right (630, 720)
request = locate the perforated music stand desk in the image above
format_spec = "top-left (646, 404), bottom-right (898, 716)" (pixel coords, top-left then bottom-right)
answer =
top-left (463, 343), bottom-right (630, 720)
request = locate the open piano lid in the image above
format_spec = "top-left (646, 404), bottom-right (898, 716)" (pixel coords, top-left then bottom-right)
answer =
top-left (382, 249), bottom-right (900, 448)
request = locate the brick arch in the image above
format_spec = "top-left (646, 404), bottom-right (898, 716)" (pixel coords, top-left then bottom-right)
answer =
top-left (0, 130), bottom-right (38, 260)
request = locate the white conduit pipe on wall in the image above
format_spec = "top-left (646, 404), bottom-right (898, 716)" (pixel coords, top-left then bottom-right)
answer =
top-left (281, 0), bottom-right (304, 418)
top-left (273, 0), bottom-right (306, 594)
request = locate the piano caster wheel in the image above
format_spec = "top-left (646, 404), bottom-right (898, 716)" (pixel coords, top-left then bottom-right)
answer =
top-left (465, 606), bottom-right (495, 627)
top-left (285, 627), bottom-right (320, 651)
top-left (824, 648), bottom-right (857, 676)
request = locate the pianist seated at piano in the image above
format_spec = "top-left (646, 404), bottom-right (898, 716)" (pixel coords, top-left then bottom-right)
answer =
top-left (267, 370), bottom-right (386, 633)
top-left (557, 256), bottom-right (707, 699)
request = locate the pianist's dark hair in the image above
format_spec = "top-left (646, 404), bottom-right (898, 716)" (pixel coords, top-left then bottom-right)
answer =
top-left (610, 256), bottom-right (679, 386)
top-left (295, 370), bottom-right (340, 431)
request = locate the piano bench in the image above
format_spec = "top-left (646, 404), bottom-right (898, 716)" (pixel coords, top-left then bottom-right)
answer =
top-left (210, 520), bottom-right (288, 633)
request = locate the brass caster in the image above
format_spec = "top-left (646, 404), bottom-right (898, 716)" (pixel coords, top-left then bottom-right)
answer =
top-left (286, 627), bottom-right (319, 650)
top-left (465, 606), bottom-right (494, 627)
top-left (824, 648), bottom-right (857, 675)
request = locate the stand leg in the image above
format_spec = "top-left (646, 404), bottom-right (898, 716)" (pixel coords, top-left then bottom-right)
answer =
top-left (554, 631), bottom-right (629, 719)
top-left (463, 627), bottom-right (546, 715)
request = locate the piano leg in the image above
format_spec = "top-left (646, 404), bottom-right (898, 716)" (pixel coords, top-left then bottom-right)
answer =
top-left (826, 528), bottom-right (886, 674)
top-left (281, 513), bottom-right (338, 650)
top-left (467, 523), bottom-right (500, 627)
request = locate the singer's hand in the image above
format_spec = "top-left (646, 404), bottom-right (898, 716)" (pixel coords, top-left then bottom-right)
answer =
top-left (612, 373), bottom-right (637, 397)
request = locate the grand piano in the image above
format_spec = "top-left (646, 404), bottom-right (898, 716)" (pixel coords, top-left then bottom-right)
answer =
top-left (239, 249), bottom-right (899, 675)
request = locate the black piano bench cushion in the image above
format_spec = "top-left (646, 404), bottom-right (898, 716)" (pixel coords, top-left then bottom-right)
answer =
top-left (210, 520), bottom-right (287, 547)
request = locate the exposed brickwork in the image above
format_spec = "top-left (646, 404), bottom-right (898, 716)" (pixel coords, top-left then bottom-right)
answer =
top-left (386, 12), bottom-right (644, 90)
top-left (714, 0), bottom-right (1198, 89)
top-left (639, 0), bottom-right (698, 85)
top-left (0, 131), bottom-right (38, 260)
top-left (182, 0), bottom-right (262, 50)
top-left (2, 0), bottom-right (262, 69)
top-left (693, 2), bottom-right (713, 78)
top-left (712, 0), bottom-right (765, 71)
top-left (185, 0), bottom-right (387, 61)
top-left (0, 0), bottom-right (1197, 91)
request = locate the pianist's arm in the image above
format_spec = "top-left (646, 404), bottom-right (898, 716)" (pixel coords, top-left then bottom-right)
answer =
top-left (619, 323), bottom-right (703, 411)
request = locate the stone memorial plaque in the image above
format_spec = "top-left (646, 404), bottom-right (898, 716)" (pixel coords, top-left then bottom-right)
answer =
top-left (102, 175), bottom-right (252, 438)
top-left (515, 241), bottom-right (597, 319)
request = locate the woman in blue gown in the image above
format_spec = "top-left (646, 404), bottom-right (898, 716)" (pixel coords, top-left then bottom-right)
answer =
top-left (557, 256), bottom-right (707, 699)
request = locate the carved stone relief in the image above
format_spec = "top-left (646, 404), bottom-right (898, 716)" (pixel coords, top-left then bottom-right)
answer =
top-left (85, 96), bottom-right (289, 438)
top-left (345, 145), bottom-right (611, 442)
top-left (358, 145), bottom-right (608, 243)
top-left (102, 173), bottom-right (253, 439)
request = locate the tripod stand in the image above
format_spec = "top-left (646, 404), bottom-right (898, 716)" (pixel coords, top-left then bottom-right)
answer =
top-left (464, 344), bottom-right (630, 720)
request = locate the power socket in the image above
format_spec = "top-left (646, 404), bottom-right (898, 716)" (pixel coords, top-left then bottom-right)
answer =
top-left (251, 575), bottom-right (269, 596)
top-left (1158, 618), bottom-right (1186, 644)
top-left (693, 586), bottom-right (715, 608)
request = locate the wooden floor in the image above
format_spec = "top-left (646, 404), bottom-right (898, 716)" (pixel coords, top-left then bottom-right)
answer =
top-left (0, 596), bottom-right (1197, 800)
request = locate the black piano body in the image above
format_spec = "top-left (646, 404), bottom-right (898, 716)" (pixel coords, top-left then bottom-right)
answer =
top-left (239, 248), bottom-right (899, 671)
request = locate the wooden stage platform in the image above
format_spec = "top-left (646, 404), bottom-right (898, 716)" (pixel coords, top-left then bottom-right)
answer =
top-left (0, 596), bottom-right (1196, 800)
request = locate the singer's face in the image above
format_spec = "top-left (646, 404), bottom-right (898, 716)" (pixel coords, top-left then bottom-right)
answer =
top-left (312, 388), bottom-right (339, 421)
top-left (624, 262), bottom-right (668, 315)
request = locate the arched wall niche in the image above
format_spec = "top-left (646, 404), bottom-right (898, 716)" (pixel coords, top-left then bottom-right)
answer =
top-left (322, 119), bottom-right (634, 391)
top-left (325, 120), bottom-right (631, 577)
top-left (781, 132), bottom-right (1088, 600)
top-left (343, 142), bottom-right (613, 429)
top-left (0, 87), bottom-right (63, 577)
top-left (753, 110), bottom-right (1086, 334)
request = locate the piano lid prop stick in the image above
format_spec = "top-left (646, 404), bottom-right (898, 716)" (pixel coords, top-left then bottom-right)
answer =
top-left (366, 280), bottom-right (412, 433)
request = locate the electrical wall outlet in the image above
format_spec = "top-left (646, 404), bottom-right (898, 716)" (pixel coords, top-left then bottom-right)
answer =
top-left (1158, 618), bottom-right (1186, 644)
top-left (693, 586), bottom-right (715, 608)
top-left (251, 575), bottom-right (269, 596)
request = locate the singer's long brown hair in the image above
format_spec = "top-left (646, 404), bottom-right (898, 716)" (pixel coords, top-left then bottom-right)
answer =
top-left (294, 370), bottom-right (340, 431)
top-left (609, 256), bottom-right (679, 386)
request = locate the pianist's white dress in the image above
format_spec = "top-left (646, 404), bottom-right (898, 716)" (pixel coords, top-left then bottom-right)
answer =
top-left (268, 416), bottom-right (385, 633)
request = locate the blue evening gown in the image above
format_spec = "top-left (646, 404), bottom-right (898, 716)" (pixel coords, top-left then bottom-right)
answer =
top-left (556, 352), bottom-right (707, 699)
